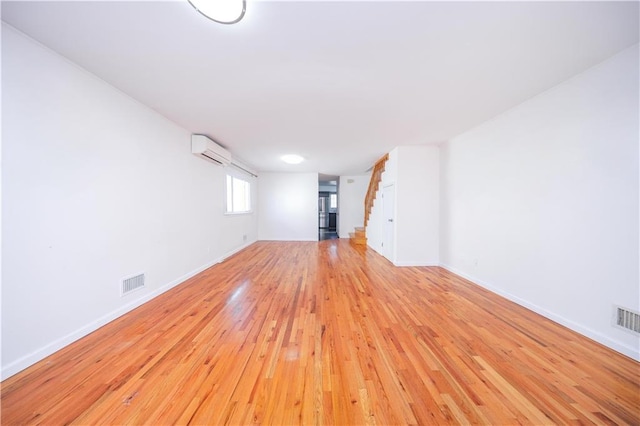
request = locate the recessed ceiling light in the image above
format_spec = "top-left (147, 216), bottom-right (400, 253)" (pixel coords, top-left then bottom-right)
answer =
top-left (281, 154), bottom-right (304, 165)
top-left (188, 0), bottom-right (246, 24)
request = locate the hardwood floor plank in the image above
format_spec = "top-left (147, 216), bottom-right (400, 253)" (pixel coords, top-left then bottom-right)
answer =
top-left (2, 240), bottom-right (639, 425)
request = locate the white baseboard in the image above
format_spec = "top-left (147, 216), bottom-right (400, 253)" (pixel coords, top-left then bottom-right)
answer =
top-left (257, 238), bottom-right (318, 242)
top-left (439, 263), bottom-right (640, 362)
top-left (219, 239), bottom-right (257, 262)
top-left (1, 241), bottom-right (257, 380)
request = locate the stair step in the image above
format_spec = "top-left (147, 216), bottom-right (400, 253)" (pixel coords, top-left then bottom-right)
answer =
top-left (349, 232), bottom-right (367, 245)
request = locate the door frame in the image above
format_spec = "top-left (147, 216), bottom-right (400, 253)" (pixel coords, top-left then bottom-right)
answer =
top-left (382, 184), bottom-right (395, 263)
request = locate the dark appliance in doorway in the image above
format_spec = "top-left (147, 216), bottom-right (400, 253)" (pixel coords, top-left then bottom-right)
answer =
top-left (319, 193), bottom-right (330, 229)
top-left (318, 192), bottom-right (337, 231)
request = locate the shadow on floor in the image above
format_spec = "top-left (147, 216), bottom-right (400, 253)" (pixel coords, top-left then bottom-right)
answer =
top-left (319, 229), bottom-right (338, 241)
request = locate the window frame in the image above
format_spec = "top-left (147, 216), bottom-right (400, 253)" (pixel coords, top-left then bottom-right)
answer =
top-left (329, 193), bottom-right (338, 210)
top-left (224, 169), bottom-right (253, 215)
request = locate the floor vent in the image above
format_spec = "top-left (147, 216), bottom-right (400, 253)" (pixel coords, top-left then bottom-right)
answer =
top-left (615, 306), bottom-right (640, 334)
top-left (122, 273), bottom-right (145, 296)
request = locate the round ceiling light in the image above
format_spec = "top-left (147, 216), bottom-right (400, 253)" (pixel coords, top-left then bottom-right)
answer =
top-left (281, 154), bottom-right (305, 165)
top-left (188, 0), bottom-right (246, 24)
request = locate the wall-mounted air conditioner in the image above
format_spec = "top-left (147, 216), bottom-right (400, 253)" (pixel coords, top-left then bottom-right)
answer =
top-left (191, 134), bottom-right (232, 166)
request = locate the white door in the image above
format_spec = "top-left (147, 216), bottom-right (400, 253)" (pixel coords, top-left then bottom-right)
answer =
top-left (382, 184), bottom-right (395, 261)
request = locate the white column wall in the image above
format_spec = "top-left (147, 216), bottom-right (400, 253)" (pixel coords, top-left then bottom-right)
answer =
top-left (395, 146), bottom-right (439, 266)
top-left (257, 172), bottom-right (319, 241)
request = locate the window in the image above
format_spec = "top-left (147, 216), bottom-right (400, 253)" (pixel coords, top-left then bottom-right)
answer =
top-left (226, 174), bottom-right (251, 214)
top-left (330, 193), bottom-right (338, 209)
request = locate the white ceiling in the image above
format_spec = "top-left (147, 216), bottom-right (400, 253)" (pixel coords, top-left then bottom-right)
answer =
top-left (2, 1), bottom-right (638, 176)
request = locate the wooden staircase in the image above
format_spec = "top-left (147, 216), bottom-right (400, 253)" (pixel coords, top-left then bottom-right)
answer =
top-left (349, 154), bottom-right (389, 247)
top-left (348, 227), bottom-right (367, 245)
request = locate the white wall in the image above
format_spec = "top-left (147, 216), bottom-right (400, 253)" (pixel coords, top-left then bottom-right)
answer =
top-left (440, 45), bottom-right (639, 360)
top-left (258, 172), bottom-right (319, 241)
top-left (368, 150), bottom-right (397, 256)
top-left (395, 146), bottom-right (439, 266)
top-left (338, 174), bottom-right (370, 238)
top-left (367, 147), bottom-right (439, 266)
top-left (1, 25), bottom-right (258, 378)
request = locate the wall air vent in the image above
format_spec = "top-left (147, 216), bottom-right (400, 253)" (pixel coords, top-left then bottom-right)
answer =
top-left (122, 273), bottom-right (145, 296)
top-left (614, 306), bottom-right (640, 334)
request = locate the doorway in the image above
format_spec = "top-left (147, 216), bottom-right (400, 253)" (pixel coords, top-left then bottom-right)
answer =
top-left (319, 179), bottom-right (338, 241)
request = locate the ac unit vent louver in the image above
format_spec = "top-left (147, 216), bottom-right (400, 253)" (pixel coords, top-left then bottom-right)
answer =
top-left (191, 134), bottom-right (232, 166)
top-left (122, 273), bottom-right (145, 296)
top-left (615, 307), bottom-right (640, 334)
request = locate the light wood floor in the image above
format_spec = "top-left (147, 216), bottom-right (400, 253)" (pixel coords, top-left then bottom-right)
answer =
top-left (2, 240), bottom-right (639, 425)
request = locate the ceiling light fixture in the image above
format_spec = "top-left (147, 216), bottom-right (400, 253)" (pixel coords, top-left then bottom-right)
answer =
top-left (281, 154), bottom-right (304, 165)
top-left (188, 0), bottom-right (246, 24)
